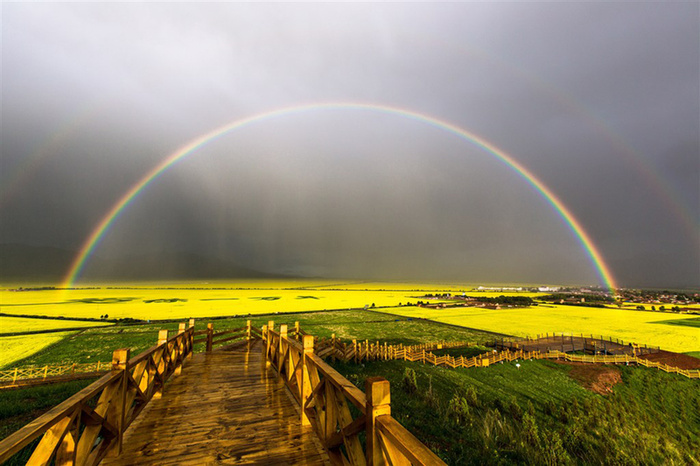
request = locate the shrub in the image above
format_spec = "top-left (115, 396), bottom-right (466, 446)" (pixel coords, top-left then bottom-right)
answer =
top-left (402, 367), bottom-right (418, 394)
top-left (447, 392), bottom-right (470, 425)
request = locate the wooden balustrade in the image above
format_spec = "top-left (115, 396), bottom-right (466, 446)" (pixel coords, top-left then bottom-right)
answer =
top-left (2, 319), bottom-right (695, 464)
top-left (263, 322), bottom-right (445, 466)
top-left (0, 324), bottom-right (196, 465)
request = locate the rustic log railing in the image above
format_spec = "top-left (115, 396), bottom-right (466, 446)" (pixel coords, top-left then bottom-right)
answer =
top-left (262, 321), bottom-right (445, 466)
top-left (0, 321), bottom-right (196, 465)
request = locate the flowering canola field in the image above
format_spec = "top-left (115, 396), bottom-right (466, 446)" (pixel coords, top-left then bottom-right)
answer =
top-left (376, 304), bottom-right (700, 353)
top-left (0, 280), bottom-right (483, 320)
top-left (0, 332), bottom-right (74, 368)
top-left (0, 316), bottom-right (110, 334)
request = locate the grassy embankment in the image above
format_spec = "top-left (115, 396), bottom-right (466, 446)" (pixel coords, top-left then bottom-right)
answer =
top-left (332, 356), bottom-right (700, 465)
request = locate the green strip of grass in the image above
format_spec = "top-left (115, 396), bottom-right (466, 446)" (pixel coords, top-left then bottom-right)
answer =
top-left (651, 317), bottom-right (700, 328)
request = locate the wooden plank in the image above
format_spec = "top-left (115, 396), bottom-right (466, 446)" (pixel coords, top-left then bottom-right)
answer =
top-left (101, 347), bottom-right (330, 465)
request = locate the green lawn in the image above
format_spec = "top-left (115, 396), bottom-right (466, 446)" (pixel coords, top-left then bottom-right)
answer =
top-left (5, 310), bottom-right (494, 368)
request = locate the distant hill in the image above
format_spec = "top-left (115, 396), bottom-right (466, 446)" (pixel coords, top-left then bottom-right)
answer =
top-left (0, 244), bottom-right (288, 282)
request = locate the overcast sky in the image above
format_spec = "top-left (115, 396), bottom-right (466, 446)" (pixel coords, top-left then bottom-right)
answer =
top-left (1, 2), bottom-right (698, 288)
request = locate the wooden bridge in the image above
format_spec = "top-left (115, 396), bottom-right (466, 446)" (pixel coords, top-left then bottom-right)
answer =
top-left (0, 321), bottom-right (444, 465)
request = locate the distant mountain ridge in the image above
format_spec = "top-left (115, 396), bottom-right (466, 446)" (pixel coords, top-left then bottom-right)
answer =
top-left (0, 243), bottom-right (287, 282)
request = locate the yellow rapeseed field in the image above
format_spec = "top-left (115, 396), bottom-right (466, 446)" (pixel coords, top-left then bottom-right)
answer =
top-left (0, 332), bottom-right (74, 368)
top-left (0, 281), bottom-right (461, 320)
top-left (0, 316), bottom-right (110, 333)
top-left (376, 304), bottom-right (700, 353)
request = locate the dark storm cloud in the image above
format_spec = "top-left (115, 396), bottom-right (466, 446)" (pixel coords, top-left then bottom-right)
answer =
top-left (1, 2), bottom-right (698, 288)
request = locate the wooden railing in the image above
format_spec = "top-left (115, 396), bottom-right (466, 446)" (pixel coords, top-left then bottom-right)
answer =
top-left (293, 328), bottom-right (471, 364)
top-left (299, 331), bottom-right (698, 380)
top-left (262, 321), bottom-right (445, 466)
top-left (352, 344), bottom-right (700, 379)
top-left (487, 333), bottom-right (660, 356)
top-left (0, 321), bottom-right (195, 465)
top-left (0, 362), bottom-right (109, 387)
top-left (3, 320), bottom-right (262, 388)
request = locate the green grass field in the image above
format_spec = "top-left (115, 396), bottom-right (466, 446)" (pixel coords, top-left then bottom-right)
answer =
top-left (332, 357), bottom-right (700, 465)
top-left (1, 310), bottom-right (493, 369)
top-left (1, 303), bottom-right (698, 466)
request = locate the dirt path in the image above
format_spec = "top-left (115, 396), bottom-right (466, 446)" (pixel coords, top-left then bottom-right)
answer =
top-left (555, 361), bottom-right (623, 395)
top-left (639, 350), bottom-right (700, 370)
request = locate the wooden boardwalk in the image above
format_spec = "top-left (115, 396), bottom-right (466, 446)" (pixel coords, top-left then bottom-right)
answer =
top-left (102, 342), bottom-right (330, 465)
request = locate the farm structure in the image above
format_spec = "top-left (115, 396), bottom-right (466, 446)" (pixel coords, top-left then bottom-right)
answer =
top-left (0, 321), bottom-right (444, 466)
top-left (489, 333), bottom-right (660, 356)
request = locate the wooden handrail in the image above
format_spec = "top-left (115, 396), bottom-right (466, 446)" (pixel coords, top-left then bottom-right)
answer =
top-left (0, 371), bottom-right (120, 461)
top-left (376, 415), bottom-right (444, 465)
top-left (263, 323), bottom-right (446, 465)
top-left (0, 324), bottom-right (196, 465)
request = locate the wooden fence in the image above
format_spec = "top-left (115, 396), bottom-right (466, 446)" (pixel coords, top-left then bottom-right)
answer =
top-left (0, 320), bottom-right (261, 389)
top-left (290, 328), bottom-right (697, 379)
top-left (263, 321), bottom-right (445, 466)
top-left (487, 333), bottom-right (660, 356)
top-left (0, 321), bottom-right (197, 465)
top-left (0, 321), bottom-right (445, 465)
top-left (328, 342), bottom-right (700, 379)
top-left (0, 319), bottom-right (263, 464)
top-left (0, 362), bottom-right (109, 387)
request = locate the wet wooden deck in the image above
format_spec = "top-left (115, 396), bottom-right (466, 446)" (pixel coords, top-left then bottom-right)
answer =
top-left (102, 342), bottom-right (330, 465)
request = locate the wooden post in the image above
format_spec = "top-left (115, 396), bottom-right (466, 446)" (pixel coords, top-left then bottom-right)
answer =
top-left (175, 323), bottom-right (186, 375)
top-left (206, 324), bottom-right (214, 352)
top-left (187, 319), bottom-right (195, 360)
top-left (109, 348), bottom-right (130, 457)
top-left (300, 335), bottom-right (314, 426)
top-left (261, 324), bottom-right (269, 369)
top-left (154, 330), bottom-right (169, 399)
top-left (366, 377), bottom-right (391, 466)
top-left (295, 321), bottom-right (300, 337)
top-left (332, 333), bottom-right (336, 362)
top-left (246, 320), bottom-right (252, 342)
top-left (279, 324), bottom-right (288, 371)
top-left (353, 339), bottom-right (358, 363)
top-left (158, 329), bottom-right (169, 346)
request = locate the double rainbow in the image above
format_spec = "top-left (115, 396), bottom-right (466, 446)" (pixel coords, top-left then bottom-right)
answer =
top-left (62, 102), bottom-right (618, 293)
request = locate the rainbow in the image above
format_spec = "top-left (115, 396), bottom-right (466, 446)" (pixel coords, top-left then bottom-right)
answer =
top-left (62, 102), bottom-right (618, 293)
